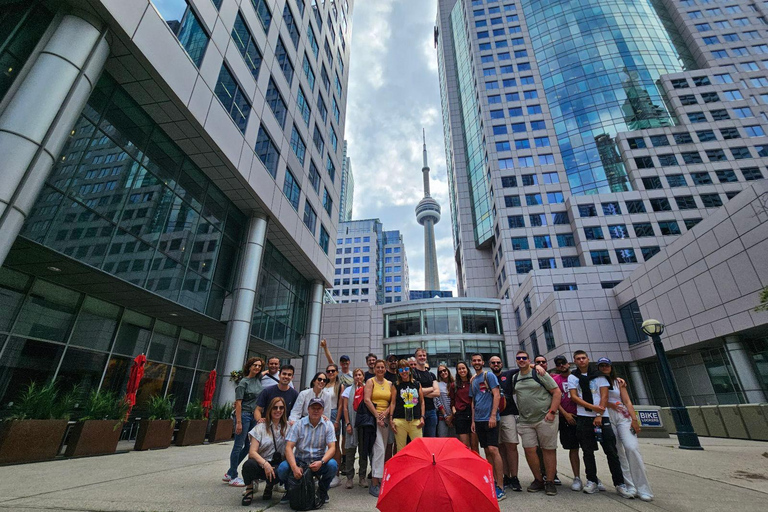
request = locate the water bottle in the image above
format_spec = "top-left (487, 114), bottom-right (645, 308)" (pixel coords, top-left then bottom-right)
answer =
top-left (594, 425), bottom-right (603, 443)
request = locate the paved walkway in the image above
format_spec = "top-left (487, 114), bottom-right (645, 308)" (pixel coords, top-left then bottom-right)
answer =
top-left (0, 436), bottom-right (766, 511)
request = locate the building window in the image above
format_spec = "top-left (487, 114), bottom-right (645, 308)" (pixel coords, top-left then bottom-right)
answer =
top-left (633, 223), bottom-right (655, 237)
top-left (252, 0), bottom-right (272, 31)
top-left (590, 250), bottom-right (611, 265)
top-left (283, 169), bottom-right (301, 210)
top-left (213, 65), bottom-right (251, 134)
top-left (619, 300), bottom-right (646, 346)
top-left (154, 1), bottom-right (210, 67)
top-left (290, 125), bottom-right (306, 165)
top-left (608, 224), bottom-right (629, 239)
top-left (691, 171), bottom-right (712, 185)
top-left (319, 225), bottom-right (329, 253)
top-left (675, 196), bottom-right (697, 210)
top-left (562, 256), bottom-right (581, 268)
top-left (232, 12), bottom-right (263, 79)
top-left (602, 202), bottom-right (621, 215)
top-left (510, 236), bottom-right (529, 250)
top-left (265, 78), bottom-right (287, 127)
top-left (255, 125), bottom-right (279, 178)
top-left (543, 319), bottom-right (556, 351)
top-left (515, 259), bottom-right (533, 274)
top-left (583, 226), bottom-right (604, 240)
top-left (282, 4), bottom-right (300, 48)
top-left (615, 248), bottom-right (637, 264)
top-left (524, 294), bottom-right (532, 317)
top-left (303, 202), bottom-right (316, 234)
top-left (297, 87), bottom-right (311, 126)
top-left (641, 246), bottom-right (661, 261)
top-left (625, 200), bottom-right (646, 213)
top-left (658, 220), bottom-right (681, 235)
top-left (323, 188), bottom-right (332, 216)
top-left (650, 198), bottom-right (671, 212)
top-left (578, 204), bottom-right (597, 217)
top-left (274, 37), bottom-right (294, 84)
top-left (700, 193), bottom-right (723, 208)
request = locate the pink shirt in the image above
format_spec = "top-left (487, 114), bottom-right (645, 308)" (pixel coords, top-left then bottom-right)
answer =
top-left (552, 373), bottom-right (576, 414)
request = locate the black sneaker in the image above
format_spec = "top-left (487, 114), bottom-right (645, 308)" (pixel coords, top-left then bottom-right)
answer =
top-left (262, 484), bottom-right (273, 501)
top-left (527, 479), bottom-right (546, 493)
top-left (509, 477), bottom-right (522, 492)
top-left (553, 474), bottom-right (562, 486)
top-left (279, 492), bottom-right (290, 504)
top-left (317, 491), bottom-right (330, 504)
top-left (503, 475), bottom-right (513, 488)
top-left (545, 482), bottom-right (557, 496)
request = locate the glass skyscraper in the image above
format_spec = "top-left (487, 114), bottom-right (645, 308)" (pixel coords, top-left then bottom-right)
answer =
top-left (436, 0), bottom-right (768, 405)
top-left (0, 0), bottom-right (354, 418)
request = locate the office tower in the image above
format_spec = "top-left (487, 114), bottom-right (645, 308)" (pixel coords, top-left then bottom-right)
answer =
top-left (435, 0), bottom-right (767, 404)
top-left (383, 230), bottom-right (410, 303)
top-left (339, 140), bottom-right (354, 222)
top-left (409, 290), bottom-right (453, 300)
top-left (0, 0), bottom-right (354, 411)
top-left (331, 219), bottom-right (382, 303)
top-left (416, 130), bottom-right (442, 290)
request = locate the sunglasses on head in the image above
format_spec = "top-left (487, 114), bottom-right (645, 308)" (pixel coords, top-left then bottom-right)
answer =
top-left (516, 356), bottom-right (528, 361)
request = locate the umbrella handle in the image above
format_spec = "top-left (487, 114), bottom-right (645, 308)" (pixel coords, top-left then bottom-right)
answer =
top-left (432, 454), bottom-right (436, 466)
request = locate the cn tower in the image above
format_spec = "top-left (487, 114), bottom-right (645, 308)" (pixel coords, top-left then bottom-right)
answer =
top-left (415, 129), bottom-right (441, 290)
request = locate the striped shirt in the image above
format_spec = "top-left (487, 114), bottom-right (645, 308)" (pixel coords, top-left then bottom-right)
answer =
top-left (286, 416), bottom-right (336, 462)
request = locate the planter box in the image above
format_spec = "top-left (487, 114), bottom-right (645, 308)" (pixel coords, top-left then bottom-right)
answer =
top-left (64, 420), bottom-right (123, 457)
top-left (0, 419), bottom-right (68, 464)
top-left (134, 419), bottom-right (174, 451)
top-left (175, 419), bottom-right (208, 446)
top-left (209, 419), bottom-right (233, 443)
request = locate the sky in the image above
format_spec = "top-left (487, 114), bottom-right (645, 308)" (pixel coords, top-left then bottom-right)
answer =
top-left (345, 0), bottom-right (458, 294)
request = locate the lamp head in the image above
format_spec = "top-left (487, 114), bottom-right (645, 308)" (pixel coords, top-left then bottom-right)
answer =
top-left (641, 319), bottom-right (664, 336)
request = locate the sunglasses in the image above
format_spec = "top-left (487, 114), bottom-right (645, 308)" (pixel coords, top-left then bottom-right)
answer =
top-left (535, 361), bottom-right (547, 365)
top-left (273, 406), bottom-right (285, 411)
top-left (327, 369), bottom-right (337, 373)
top-left (316, 378), bottom-right (328, 383)
top-left (439, 369), bottom-right (449, 374)
top-left (490, 362), bottom-right (502, 365)
top-left (516, 356), bottom-right (528, 361)
top-left (398, 368), bottom-right (410, 373)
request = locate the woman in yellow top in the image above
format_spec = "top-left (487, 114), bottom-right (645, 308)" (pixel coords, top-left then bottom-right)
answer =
top-left (364, 359), bottom-right (395, 498)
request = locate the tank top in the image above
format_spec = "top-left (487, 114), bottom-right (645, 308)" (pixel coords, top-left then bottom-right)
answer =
top-left (371, 378), bottom-right (392, 412)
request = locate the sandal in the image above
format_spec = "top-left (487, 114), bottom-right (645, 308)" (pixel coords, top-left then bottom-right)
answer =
top-left (241, 487), bottom-right (255, 506)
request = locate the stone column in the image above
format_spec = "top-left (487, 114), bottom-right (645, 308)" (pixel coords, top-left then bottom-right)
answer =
top-left (724, 335), bottom-right (767, 403)
top-left (0, 14), bottom-right (109, 266)
top-left (216, 213), bottom-right (268, 405)
top-left (628, 362), bottom-right (651, 405)
top-left (302, 281), bottom-right (325, 388)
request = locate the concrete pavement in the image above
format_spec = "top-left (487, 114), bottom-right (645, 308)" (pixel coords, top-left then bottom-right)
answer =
top-left (0, 435), bottom-right (766, 511)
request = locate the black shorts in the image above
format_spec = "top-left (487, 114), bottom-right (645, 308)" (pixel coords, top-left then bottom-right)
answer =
top-left (474, 421), bottom-right (499, 448)
top-left (454, 408), bottom-right (472, 435)
top-left (559, 415), bottom-right (579, 450)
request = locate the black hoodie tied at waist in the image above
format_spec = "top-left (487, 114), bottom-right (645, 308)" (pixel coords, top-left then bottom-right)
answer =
top-left (571, 362), bottom-right (613, 405)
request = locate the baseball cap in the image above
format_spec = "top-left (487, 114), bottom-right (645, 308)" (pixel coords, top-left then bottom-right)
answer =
top-left (597, 357), bottom-right (612, 365)
top-left (386, 354), bottom-right (398, 362)
top-left (339, 355), bottom-right (350, 362)
top-left (308, 397), bottom-right (325, 408)
top-left (553, 355), bottom-right (568, 365)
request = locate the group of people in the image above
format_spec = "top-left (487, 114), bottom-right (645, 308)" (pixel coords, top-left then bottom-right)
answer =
top-left (223, 343), bottom-right (653, 508)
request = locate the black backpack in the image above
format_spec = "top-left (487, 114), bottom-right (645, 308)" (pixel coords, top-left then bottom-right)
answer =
top-left (289, 464), bottom-right (322, 510)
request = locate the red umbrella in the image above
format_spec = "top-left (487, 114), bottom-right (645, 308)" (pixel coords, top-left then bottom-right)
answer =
top-left (125, 354), bottom-right (146, 419)
top-left (378, 437), bottom-right (499, 512)
top-left (201, 369), bottom-right (217, 418)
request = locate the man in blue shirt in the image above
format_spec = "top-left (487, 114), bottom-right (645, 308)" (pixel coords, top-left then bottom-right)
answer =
top-left (470, 353), bottom-right (505, 501)
top-left (277, 398), bottom-right (338, 505)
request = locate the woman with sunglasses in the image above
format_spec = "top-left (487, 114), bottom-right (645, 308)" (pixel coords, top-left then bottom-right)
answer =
top-left (450, 361), bottom-right (478, 452)
top-left (241, 396), bottom-right (288, 505)
top-left (598, 358), bottom-right (653, 502)
top-left (289, 372), bottom-right (333, 421)
top-left (435, 364), bottom-right (455, 438)
top-left (364, 359), bottom-right (395, 497)
top-left (389, 359), bottom-right (425, 451)
top-left (325, 363), bottom-right (345, 488)
top-left (225, 357), bottom-right (265, 486)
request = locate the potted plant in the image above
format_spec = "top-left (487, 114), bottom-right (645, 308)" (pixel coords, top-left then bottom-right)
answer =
top-left (64, 390), bottom-right (128, 457)
top-left (0, 382), bottom-right (76, 464)
top-left (209, 402), bottom-right (234, 443)
top-left (174, 400), bottom-right (208, 446)
top-left (133, 395), bottom-right (175, 451)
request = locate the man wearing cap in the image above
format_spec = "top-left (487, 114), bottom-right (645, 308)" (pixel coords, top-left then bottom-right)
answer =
top-left (278, 397), bottom-right (338, 505)
top-left (551, 355), bottom-right (582, 491)
top-left (320, 339), bottom-right (353, 387)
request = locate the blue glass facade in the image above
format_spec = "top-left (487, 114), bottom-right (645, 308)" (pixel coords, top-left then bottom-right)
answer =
top-left (22, 74), bottom-right (245, 319)
top-left (450, 2), bottom-right (493, 246)
top-left (523, 0), bottom-right (689, 194)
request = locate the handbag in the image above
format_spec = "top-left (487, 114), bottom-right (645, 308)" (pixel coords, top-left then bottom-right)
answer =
top-left (354, 399), bottom-right (376, 429)
top-left (268, 424), bottom-right (284, 466)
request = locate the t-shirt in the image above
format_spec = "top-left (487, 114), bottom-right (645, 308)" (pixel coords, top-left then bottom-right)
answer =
top-left (235, 376), bottom-right (263, 413)
top-left (338, 371), bottom-right (353, 387)
top-left (567, 373), bottom-right (610, 417)
top-left (470, 371), bottom-right (500, 422)
top-left (393, 380), bottom-right (421, 419)
top-left (257, 385), bottom-right (299, 417)
top-left (412, 368), bottom-right (437, 411)
top-left (451, 381), bottom-right (472, 412)
top-left (512, 370), bottom-right (558, 424)
top-left (364, 371), bottom-right (375, 382)
top-left (498, 369), bottom-right (520, 416)
top-left (384, 371), bottom-right (398, 384)
top-left (552, 373), bottom-right (576, 414)
top-left (260, 372), bottom-right (281, 389)
top-left (248, 422), bottom-right (287, 461)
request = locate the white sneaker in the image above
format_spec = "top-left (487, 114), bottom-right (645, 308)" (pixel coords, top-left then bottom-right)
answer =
top-left (616, 484), bottom-right (635, 499)
top-left (583, 481), bottom-right (599, 494)
top-left (273, 483), bottom-right (286, 493)
top-left (571, 477), bottom-right (583, 492)
top-left (229, 477), bottom-right (245, 487)
top-left (222, 474), bottom-right (232, 483)
top-left (330, 475), bottom-right (341, 488)
top-left (638, 494), bottom-right (654, 502)
top-left (597, 480), bottom-right (606, 492)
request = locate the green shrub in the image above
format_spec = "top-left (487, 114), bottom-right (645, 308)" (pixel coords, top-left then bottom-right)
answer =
top-left (212, 402), bottom-right (234, 420)
top-left (145, 395), bottom-right (175, 421)
top-left (184, 400), bottom-right (206, 421)
top-left (11, 382), bottom-right (79, 420)
top-left (80, 390), bottom-right (129, 421)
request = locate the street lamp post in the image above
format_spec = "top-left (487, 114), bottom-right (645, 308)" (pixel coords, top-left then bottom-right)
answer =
top-left (641, 319), bottom-right (703, 450)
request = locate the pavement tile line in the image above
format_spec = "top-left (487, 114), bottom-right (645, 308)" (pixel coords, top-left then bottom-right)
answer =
top-left (643, 462), bottom-right (768, 497)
